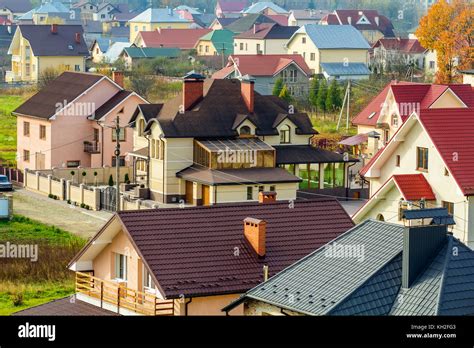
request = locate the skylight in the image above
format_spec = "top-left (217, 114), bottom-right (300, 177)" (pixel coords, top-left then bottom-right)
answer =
top-left (368, 111), bottom-right (376, 119)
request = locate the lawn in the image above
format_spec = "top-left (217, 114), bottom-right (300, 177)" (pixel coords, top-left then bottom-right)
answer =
top-left (0, 215), bottom-right (86, 315)
top-left (0, 95), bottom-right (26, 166)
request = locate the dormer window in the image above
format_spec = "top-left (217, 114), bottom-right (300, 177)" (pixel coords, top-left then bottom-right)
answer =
top-left (239, 125), bottom-right (251, 136)
top-left (280, 125), bottom-right (291, 144)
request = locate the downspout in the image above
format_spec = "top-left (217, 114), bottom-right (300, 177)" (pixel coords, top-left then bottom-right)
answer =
top-left (185, 297), bottom-right (192, 316)
top-left (345, 161), bottom-right (357, 200)
top-left (144, 133), bottom-right (151, 189)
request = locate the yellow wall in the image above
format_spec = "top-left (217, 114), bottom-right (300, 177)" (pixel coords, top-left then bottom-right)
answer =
top-left (186, 294), bottom-right (244, 315)
top-left (196, 40), bottom-right (217, 55)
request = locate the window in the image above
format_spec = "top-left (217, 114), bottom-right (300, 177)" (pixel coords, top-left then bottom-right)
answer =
top-left (280, 125), bottom-right (291, 144)
top-left (143, 268), bottom-right (155, 290)
top-left (142, 26), bottom-right (146, 31)
top-left (134, 25), bottom-right (138, 32)
top-left (66, 160), bottom-right (80, 168)
top-left (396, 155), bottom-right (400, 167)
top-left (302, 37), bottom-right (306, 44)
top-left (239, 125), bottom-right (251, 136)
top-left (112, 128), bottom-right (125, 142)
top-left (323, 163), bottom-right (345, 188)
top-left (239, 42), bottom-right (244, 50)
top-left (39, 125), bottom-right (46, 140)
top-left (281, 164), bottom-right (295, 175)
top-left (138, 119), bottom-right (145, 136)
top-left (383, 129), bottom-right (389, 144)
top-left (289, 69), bottom-right (297, 82)
top-left (205, 45), bottom-right (209, 53)
top-left (391, 114), bottom-right (398, 127)
top-left (25, 63), bottom-right (30, 77)
top-left (23, 122), bottom-right (30, 136)
top-left (247, 186), bottom-right (253, 200)
top-left (258, 185), bottom-right (264, 192)
top-left (416, 147), bottom-right (429, 171)
top-left (112, 156), bottom-right (126, 167)
top-left (310, 52), bottom-right (315, 61)
top-left (256, 43), bottom-right (261, 53)
top-left (75, 65), bottom-right (81, 72)
top-left (93, 128), bottom-right (99, 142)
top-left (23, 150), bottom-right (30, 162)
top-left (442, 201), bottom-right (454, 215)
top-left (199, 45), bottom-right (202, 53)
top-left (114, 253), bottom-right (127, 281)
top-left (429, 61), bottom-right (435, 69)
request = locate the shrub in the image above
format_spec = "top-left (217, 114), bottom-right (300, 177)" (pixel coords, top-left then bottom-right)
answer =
top-left (124, 173), bottom-right (130, 184)
top-left (12, 292), bottom-right (24, 307)
top-left (108, 174), bottom-right (114, 187)
top-left (48, 194), bottom-right (53, 199)
top-left (66, 199), bottom-right (71, 204)
top-left (80, 203), bottom-right (85, 208)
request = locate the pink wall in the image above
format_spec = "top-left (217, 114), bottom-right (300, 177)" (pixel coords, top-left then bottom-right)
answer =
top-left (16, 116), bottom-right (52, 170)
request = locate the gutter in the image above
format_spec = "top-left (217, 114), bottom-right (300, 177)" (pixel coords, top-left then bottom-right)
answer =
top-left (184, 297), bottom-right (193, 316)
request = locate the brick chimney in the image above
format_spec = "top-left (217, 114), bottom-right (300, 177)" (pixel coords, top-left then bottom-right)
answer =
top-left (244, 217), bottom-right (266, 257)
top-left (112, 71), bottom-right (124, 88)
top-left (75, 32), bottom-right (81, 44)
top-left (183, 72), bottom-right (205, 110)
top-left (240, 75), bottom-right (255, 113)
top-left (259, 191), bottom-right (276, 204)
top-left (51, 24), bottom-right (58, 34)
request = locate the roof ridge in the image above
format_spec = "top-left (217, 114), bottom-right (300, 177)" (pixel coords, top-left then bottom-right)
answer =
top-left (433, 235), bottom-right (452, 315)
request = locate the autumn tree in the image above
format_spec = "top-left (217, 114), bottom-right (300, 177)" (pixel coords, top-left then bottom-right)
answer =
top-left (278, 85), bottom-right (292, 102)
top-left (416, 0), bottom-right (473, 83)
top-left (272, 78), bottom-right (284, 96)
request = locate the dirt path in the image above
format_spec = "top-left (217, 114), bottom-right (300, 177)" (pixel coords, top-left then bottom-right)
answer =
top-left (12, 188), bottom-right (113, 239)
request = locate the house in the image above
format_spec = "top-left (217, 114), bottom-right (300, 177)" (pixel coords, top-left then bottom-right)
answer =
top-left (18, 2), bottom-right (77, 25)
top-left (225, 13), bottom-right (278, 34)
top-left (350, 81), bottom-right (474, 158)
top-left (372, 38), bottom-right (427, 71)
top-left (120, 47), bottom-right (180, 69)
top-left (102, 42), bottom-right (131, 64)
top-left (133, 28), bottom-right (211, 50)
top-left (215, 0), bottom-right (248, 18)
top-left (13, 71), bottom-right (147, 171)
top-left (93, 2), bottom-right (121, 22)
top-left (128, 8), bottom-right (193, 43)
top-left (209, 17), bottom-right (239, 30)
top-left (233, 23), bottom-right (298, 55)
top-left (424, 49), bottom-right (438, 76)
top-left (0, 0), bottom-right (32, 21)
top-left (287, 9), bottom-right (330, 26)
top-left (212, 54), bottom-right (311, 96)
top-left (460, 69), bottom-right (474, 86)
top-left (241, 2), bottom-right (289, 16)
top-left (174, 5), bottom-right (201, 15)
top-left (321, 9), bottom-right (395, 44)
top-left (72, 0), bottom-right (98, 21)
top-left (195, 29), bottom-right (234, 56)
top-left (6, 24), bottom-right (89, 83)
top-left (90, 36), bottom-right (129, 63)
top-left (127, 74), bottom-right (357, 205)
top-left (224, 218), bottom-right (474, 315)
top-left (353, 107), bottom-right (474, 248)
top-left (286, 25), bottom-right (370, 77)
top-left (67, 198), bottom-right (355, 315)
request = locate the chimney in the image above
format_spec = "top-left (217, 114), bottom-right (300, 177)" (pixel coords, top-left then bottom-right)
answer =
top-left (183, 72), bottom-right (205, 111)
top-left (51, 23), bottom-right (58, 34)
top-left (347, 16), bottom-right (352, 25)
top-left (112, 71), bottom-right (124, 88)
top-left (240, 75), bottom-right (255, 113)
top-left (75, 32), bottom-right (81, 44)
top-left (259, 191), bottom-right (277, 204)
top-left (253, 23), bottom-right (258, 34)
top-left (244, 217), bottom-right (266, 257)
top-left (374, 16), bottom-right (379, 26)
top-left (402, 224), bottom-right (447, 288)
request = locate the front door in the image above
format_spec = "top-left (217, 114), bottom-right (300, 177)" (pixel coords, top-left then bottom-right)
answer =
top-left (35, 152), bottom-right (45, 170)
top-left (202, 185), bottom-right (210, 206)
top-left (185, 181), bottom-right (193, 204)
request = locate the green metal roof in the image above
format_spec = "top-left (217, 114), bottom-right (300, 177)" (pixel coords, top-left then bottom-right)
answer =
top-left (198, 29), bottom-right (234, 55)
top-left (123, 47), bottom-right (180, 59)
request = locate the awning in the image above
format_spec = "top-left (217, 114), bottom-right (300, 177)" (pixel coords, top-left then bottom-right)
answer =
top-left (177, 166), bottom-right (301, 186)
top-left (338, 133), bottom-right (368, 146)
top-left (128, 147), bottom-right (148, 159)
top-left (274, 145), bottom-right (358, 165)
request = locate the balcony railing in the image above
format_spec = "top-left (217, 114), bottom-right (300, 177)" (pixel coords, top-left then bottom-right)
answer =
top-left (84, 141), bottom-right (100, 154)
top-left (75, 271), bottom-right (175, 316)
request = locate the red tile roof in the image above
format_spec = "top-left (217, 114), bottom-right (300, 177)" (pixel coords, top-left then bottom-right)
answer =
top-left (332, 9), bottom-right (395, 37)
top-left (373, 38), bottom-right (426, 54)
top-left (117, 199), bottom-right (354, 298)
top-left (138, 28), bottom-right (212, 49)
top-left (213, 54), bottom-right (312, 78)
top-left (352, 82), bottom-right (474, 126)
top-left (393, 174), bottom-right (436, 200)
top-left (419, 108), bottom-right (474, 195)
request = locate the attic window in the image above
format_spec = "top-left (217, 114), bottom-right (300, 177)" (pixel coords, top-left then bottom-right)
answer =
top-left (368, 111), bottom-right (376, 119)
top-left (68, 45), bottom-right (74, 50)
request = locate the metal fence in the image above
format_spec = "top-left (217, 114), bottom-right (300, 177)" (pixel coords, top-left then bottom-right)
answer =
top-left (0, 166), bottom-right (23, 184)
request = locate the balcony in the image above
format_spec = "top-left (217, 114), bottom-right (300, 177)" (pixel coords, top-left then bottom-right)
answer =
top-left (75, 272), bottom-right (175, 316)
top-left (84, 141), bottom-right (100, 154)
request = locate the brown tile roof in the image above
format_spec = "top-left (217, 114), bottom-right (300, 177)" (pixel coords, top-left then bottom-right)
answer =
top-left (91, 90), bottom-right (132, 120)
top-left (274, 145), bottom-right (358, 164)
top-left (176, 166), bottom-right (301, 185)
top-left (117, 199), bottom-right (354, 298)
top-left (13, 297), bottom-right (119, 316)
top-left (142, 79), bottom-right (316, 138)
top-left (13, 72), bottom-right (104, 119)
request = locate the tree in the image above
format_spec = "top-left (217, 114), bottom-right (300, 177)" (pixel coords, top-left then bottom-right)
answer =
top-left (278, 85), bottom-right (292, 102)
top-left (128, 63), bottom-right (155, 99)
top-left (309, 78), bottom-right (320, 108)
top-left (272, 78), bottom-right (284, 96)
top-left (38, 68), bottom-right (61, 88)
top-left (316, 78), bottom-right (328, 112)
top-left (326, 79), bottom-right (342, 112)
top-left (108, 174), bottom-right (114, 187)
top-left (416, 0), bottom-right (474, 83)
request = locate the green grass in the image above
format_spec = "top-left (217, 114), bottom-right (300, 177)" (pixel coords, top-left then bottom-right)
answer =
top-left (0, 95), bottom-right (25, 165)
top-left (0, 215), bottom-right (85, 315)
top-left (310, 114), bottom-right (357, 136)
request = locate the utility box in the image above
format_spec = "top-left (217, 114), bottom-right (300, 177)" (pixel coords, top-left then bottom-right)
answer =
top-left (0, 194), bottom-right (13, 220)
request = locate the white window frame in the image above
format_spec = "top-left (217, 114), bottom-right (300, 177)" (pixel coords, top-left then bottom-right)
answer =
top-left (114, 253), bottom-right (127, 282)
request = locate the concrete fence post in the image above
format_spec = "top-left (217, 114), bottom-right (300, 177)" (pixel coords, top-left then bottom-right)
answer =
top-left (24, 169), bottom-right (28, 188)
top-left (35, 171), bottom-right (40, 191)
top-left (47, 175), bottom-right (52, 195)
top-left (93, 187), bottom-right (101, 211)
top-left (79, 184), bottom-right (85, 205)
top-left (59, 178), bottom-right (65, 200)
top-left (66, 180), bottom-right (71, 201)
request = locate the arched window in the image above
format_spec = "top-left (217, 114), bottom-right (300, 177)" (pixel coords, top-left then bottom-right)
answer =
top-left (138, 118), bottom-right (145, 136)
top-left (239, 125), bottom-right (251, 136)
top-left (376, 214), bottom-right (385, 222)
top-left (280, 125), bottom-right (291, 144)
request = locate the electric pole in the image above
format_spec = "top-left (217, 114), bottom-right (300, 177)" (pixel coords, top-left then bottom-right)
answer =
top-left (337, 79), bottom-right (351, 132)
top-left (115, 115), bottom-right (121, 212)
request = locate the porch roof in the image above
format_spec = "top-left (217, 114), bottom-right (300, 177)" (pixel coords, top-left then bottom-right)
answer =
top-left (128, 147), bottom-right (148, 159)
top-left (338, 133), bottom-right (368, 146)
top-left (176, 165), bottom-right (301, 185)
top-left (197, 138), bottom-right (274, 152)
top-left (274, 145), bottom-right (358, 164)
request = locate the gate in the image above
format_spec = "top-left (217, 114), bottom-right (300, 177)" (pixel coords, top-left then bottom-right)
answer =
top-left (100, 186), bottom-right (117, 212)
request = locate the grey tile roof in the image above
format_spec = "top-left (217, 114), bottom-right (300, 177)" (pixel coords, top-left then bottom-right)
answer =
top-left (293, 25), bottom-right (370, 49)
top-left (226, 221), bottom-right (474, 315)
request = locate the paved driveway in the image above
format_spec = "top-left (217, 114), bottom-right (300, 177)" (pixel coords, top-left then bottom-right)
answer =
top-left (12, 187), bottom-right (113, 239)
